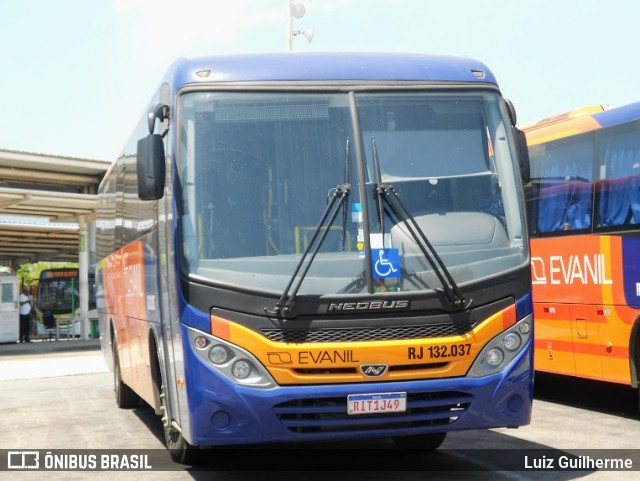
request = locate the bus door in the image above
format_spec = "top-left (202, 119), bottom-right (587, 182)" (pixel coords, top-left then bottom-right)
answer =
top-left (156, 278), bottom-right (182, 425)
top-left (155, 162), bottom-right (184, 429)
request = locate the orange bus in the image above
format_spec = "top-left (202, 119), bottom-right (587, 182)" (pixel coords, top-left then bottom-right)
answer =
top-left (522, 102), bottom-right (640, 410)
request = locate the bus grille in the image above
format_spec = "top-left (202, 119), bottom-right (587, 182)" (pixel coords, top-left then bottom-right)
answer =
top-left (273, 391), bottom-right (471, 434)
top-left (261, 322), bottom-right (476, 343)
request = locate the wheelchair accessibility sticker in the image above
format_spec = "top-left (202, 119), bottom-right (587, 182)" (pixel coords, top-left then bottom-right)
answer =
top-left (372, 248), bottom-right (400, 279)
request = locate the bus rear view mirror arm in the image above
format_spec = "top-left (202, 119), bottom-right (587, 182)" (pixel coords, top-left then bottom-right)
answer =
top-left (147, 103), bottom-right (170, 134)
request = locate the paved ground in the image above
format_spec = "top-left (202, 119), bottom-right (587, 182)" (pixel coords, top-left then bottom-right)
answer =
top-left (0, 338), bottom-right (103, 381)
top-left (1, 339), bottom-right (639, 480)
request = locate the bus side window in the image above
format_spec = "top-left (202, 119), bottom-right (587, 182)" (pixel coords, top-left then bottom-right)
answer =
top-left (596, 175), bottom-right (640, 227)
top-left (564, 182), bottom-right (592, 230)
top-left (536, 180), bottom-right (591, 232)
top-left (632, 175), bottom-right (640, 223)
top-left (597, 131), bottom-right (640, 227)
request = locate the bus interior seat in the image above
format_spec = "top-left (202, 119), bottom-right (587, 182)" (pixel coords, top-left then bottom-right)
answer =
top-left (391, 211), bottom-right (509, 250)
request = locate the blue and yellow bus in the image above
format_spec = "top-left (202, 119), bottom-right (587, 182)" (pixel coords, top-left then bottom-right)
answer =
top-left (95, 52), bottom-right (533, 463)
top-left (522, 101), bottom-right (640, 410)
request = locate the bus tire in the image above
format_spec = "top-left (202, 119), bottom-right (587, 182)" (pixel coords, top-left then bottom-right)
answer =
top-left (392, 432), bottom-right (447, 450)
top-left (112, 339), bottom-right (138, 409)
top-left (164, 425), bottom-right (200, 465)
top-left (159, 384), bottom-right (200, 465)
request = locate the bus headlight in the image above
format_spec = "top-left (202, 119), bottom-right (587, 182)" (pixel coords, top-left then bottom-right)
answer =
top-left (232, 360), bottom-right (252, 379)
top-left (468, 315), bottom-right (532, 378)
top-left (188, 327), bottom-right (276, 388)
top-left (486, 348), bottom-right (504, 366)
top-left (503, 332), bottom-right (521, 351)
top-left (209, 344), bottom-right (230, 364)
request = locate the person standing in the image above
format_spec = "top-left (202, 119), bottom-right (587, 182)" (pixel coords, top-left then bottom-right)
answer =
top-left (19, 286), bottom-right (32, 343)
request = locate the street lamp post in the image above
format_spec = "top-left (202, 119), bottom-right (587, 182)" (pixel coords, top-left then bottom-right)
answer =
top-left (288, 0), bottom-right (314, 51)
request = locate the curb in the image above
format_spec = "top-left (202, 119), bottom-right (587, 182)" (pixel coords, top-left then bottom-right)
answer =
top-left (0, 338), bottom-right (101, 356)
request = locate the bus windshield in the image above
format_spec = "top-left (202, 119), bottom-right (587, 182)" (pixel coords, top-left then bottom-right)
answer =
top-left (35, 268), bottom-right (96, 316)
top-left (178, 90), bottom-right (527, 297)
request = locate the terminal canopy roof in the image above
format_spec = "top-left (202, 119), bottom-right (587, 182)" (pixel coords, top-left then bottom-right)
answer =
top-left (0, 149), bottom-right (109, 266)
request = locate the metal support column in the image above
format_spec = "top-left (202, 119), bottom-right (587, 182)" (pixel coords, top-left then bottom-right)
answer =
top-left (78, 215), bottom-right (89, 340)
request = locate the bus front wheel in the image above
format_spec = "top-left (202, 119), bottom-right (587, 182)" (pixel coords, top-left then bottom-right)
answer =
top-left (160, 385), bottom-right (200, 465)
top-left (392, 432), bottom-right (447, 450)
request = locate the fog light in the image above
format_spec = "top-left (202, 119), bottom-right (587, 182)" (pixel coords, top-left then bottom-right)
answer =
top-left (519, 322), bottom-right (531, 335)
top-left (486, 348), bottom-right (504, 367)
top-left (232, 360), bottom-right (252, 379)
top-left (211, 410), bottom-right (231, 429)
top-left (209, 345), bottom-right (228, 364)
top-left (507, 394), bottom-right (523, 413)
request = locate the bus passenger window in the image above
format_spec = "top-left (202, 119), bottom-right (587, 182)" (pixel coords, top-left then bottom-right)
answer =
top-left (535, 181), bottom-right (591, 233)
top-left (596, 176), bottom-right (640, 227)
top-left (596, 131), bottom-right (640, 227)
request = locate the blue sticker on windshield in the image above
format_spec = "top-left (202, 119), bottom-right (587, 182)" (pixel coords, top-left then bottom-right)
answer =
top-left (372, 248), bottom-right (400, 279)
top-left (352, 203), bottom-right (362, 223)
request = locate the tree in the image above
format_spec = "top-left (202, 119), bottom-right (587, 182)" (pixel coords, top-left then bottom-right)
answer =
top-left (15, 261), bottom-right (79, 288)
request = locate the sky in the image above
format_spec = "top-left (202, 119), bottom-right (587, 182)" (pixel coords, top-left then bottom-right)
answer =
top-left (0, 0), bottom-right (639, 162)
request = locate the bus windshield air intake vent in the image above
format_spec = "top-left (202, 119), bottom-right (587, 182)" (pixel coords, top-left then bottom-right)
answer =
top-left (261, 322), bottom-right (477, 343)
top-left (214, 103), bottom-right (329, 121)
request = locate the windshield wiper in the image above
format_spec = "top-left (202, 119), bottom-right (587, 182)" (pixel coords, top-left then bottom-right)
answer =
top-left (341, 138), bottom-right (351, 251)
top-left (265, 182), bottom-right (351, 318)
top-left (371, 138), bottom-right (471, 311)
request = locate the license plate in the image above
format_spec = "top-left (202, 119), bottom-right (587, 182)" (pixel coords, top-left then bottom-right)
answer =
top-left (347, 392), bottom-right (407, 415)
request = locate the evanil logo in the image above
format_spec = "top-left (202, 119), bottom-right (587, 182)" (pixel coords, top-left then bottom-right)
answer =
top-left (531, 254), bottom-right (613, 286)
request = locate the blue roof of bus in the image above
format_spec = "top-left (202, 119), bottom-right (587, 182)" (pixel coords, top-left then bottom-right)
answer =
top-left (591, 100), bottom-right (640, 128)
top-left (165, 52), bottom-right (498, 87)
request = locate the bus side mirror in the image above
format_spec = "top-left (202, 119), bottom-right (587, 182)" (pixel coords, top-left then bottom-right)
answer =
top-left (513, 127), bottom-right (531, 184)
top-left (137, 134), bottom-right (166, 200)
top-left (504, 99), bottom-right (531, 185)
